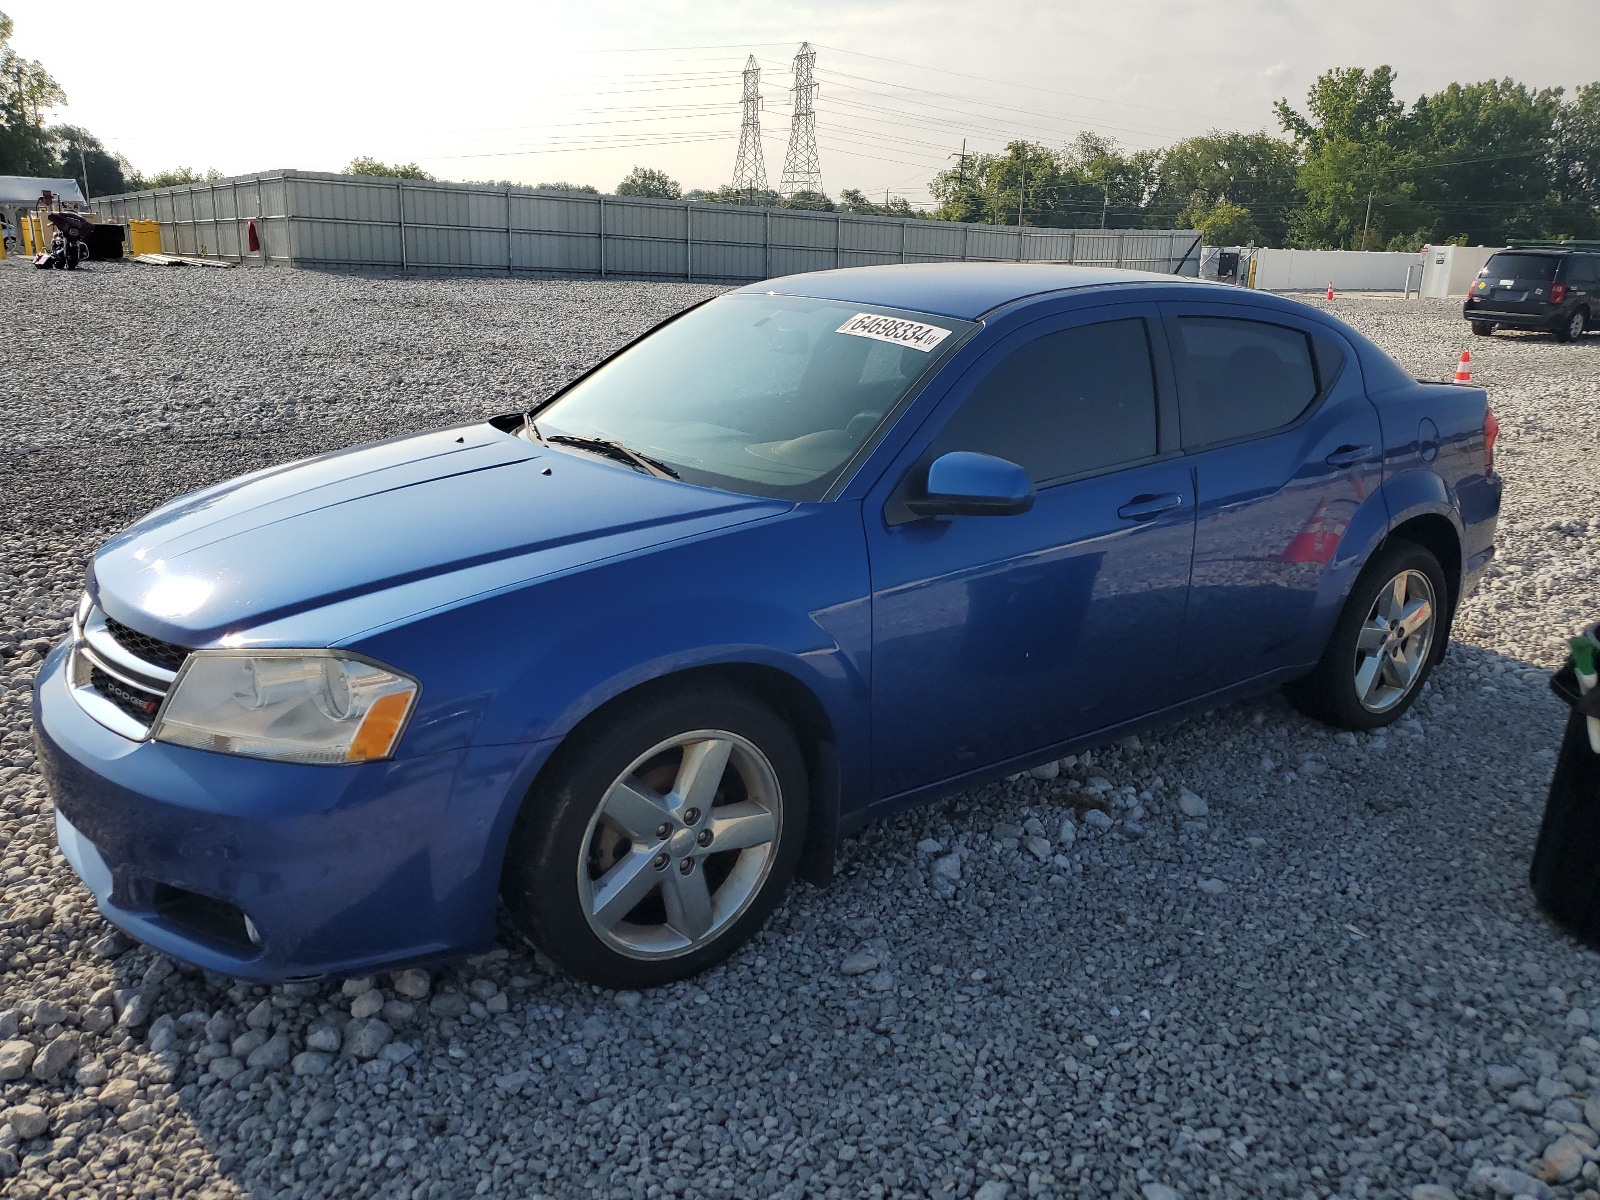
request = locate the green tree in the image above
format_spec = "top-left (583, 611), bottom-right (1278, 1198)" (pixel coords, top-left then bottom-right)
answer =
top-left (126, 166), bottom-right (223, 190)
top-left (688, 184), bottom-right (779, 206)
top-left (1181, 200), bottom-right (1260, 246)
top-left (535, 180), bottom-right (598, 194)
top-left (779, 188), bottom-right (834, 211)
top-left (615, 166), bottom-right (681, 199)
top-left (47, 125), bottom-right (125, 196)
top-left (1276, 67), bottom-right (1419, 248)
top-left (838, 188), bottom-right (916, 216)
top-left (928, 135), bottom-right (1155, 228)
top-left (1406, 78), bottom-right (1563, 244)
top-left (1552, 83), bottom-right (1600, 238)
top-left (346, 156), bottom-right (433, 180)
top-left (0, 9), bottom-right (66, 175)
top-left (1148, 131), bottom-right (1299, 246)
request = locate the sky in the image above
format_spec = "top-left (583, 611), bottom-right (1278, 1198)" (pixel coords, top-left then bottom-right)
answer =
top-left (7, 0), bottom-right (1599, 206)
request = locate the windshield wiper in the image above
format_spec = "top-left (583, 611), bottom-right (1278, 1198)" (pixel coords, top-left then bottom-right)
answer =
top-left (519, 410), bottom-right (546, 445)
top-left (546, 434), bottom-right (679, 479)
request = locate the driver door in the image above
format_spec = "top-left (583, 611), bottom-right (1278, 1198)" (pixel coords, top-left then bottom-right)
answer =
top-left (865, 307), bottom-right (1196, 799)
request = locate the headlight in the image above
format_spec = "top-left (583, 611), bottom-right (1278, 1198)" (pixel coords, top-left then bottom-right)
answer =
top-left (152, 651), bottom-right (419, 764)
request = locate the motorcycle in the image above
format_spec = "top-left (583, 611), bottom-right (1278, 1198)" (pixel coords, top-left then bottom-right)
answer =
top-left (32, 211), bottom-right (92, 270)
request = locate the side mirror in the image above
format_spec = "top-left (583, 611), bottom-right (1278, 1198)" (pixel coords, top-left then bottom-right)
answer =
top-left (906, 451), bottom-right (1035, 518)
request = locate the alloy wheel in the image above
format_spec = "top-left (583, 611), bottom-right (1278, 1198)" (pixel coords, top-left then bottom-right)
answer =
top-left (577, 729), bottom-right (783, 960)
top-left (1352, 568), bottom-right (1437, 713)
top-left (1570, 311), bottom-right (1586, 341)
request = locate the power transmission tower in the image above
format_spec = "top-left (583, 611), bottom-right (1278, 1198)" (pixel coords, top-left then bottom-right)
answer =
top-left (779, 42), bottom-right (822, 205)
top-left (730, 55), bottom-right (768, 206)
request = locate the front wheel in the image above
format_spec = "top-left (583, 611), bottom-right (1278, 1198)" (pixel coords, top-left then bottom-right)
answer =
top-left (1285, 540), bottom-right (1449, 730)
top-left (1556, 309), bottom-right (1588, 342)
top-left (502, 684), bottom-right (807, 989)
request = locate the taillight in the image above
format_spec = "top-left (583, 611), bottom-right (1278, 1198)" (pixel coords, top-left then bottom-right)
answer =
top-left (1484, 407), bottom-right (1499, 472)
top-left (1551, 282), bottom-right (1567, 303)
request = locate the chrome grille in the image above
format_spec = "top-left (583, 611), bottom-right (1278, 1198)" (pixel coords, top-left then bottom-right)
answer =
top-left (69, 603), bottom-right (189, 739)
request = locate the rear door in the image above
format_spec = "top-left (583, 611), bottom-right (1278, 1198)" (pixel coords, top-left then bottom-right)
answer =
top-left (1164, 303), bottom-right (1383, 690)
top-left (1477, 253), bottom-right (1561, 317)
top-left (1565, 255), bottom-right (1599, 319)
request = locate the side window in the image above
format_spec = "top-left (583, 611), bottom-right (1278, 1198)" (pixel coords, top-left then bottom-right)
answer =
top-left (1174, 317), bottom-right (1319, 447)
top-left (1568, 256), bottom-right (1599, 287)
top-left (927, 318), bottom-right (1158, 485)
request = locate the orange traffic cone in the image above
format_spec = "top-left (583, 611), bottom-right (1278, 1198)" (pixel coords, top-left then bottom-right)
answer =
top-left (1326, 281), bottom-right (1335, 300)
top-left (1453, 351), bottom-right (1472, 383)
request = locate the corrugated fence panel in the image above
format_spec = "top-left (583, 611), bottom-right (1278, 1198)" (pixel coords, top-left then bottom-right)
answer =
top-left (607, 199), bottom-right (688, 241)
top-left (520, 231), bottom-right (599, 273)
top-left (905, 223), bottom-right (966, 258)
top-left (770, 212), bottom-right (838, 250)
top-left (606, 236), bottom-right (687, 278)
top-left (295, 218), bottom-right (402, 267)
top-left (90, 169), bottom-right (1199, 279)
top-left (840, 219), bottom-right (902, 254)
top-left (689, 241), bottom-right (766, 280)
top-left (966, 228), bottom-right (1024, 260)
top-left (693, 206), bottom-right (766, 244)
top-left (525, 195), bottom-right (598, 234)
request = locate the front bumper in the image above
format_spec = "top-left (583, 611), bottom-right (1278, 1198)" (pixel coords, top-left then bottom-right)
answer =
top-left (32, 642), bottom-right (552, 981)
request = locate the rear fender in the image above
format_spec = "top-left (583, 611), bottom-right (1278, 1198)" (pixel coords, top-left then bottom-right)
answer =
top-left (1298, 486), bottom-right (1391, 661)
top-left (1380, 467), bottom-right (1466, 585)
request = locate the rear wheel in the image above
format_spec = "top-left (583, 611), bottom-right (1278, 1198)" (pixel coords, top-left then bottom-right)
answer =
top-left (1286, 540), bottom-right (1449, 730)
top-left (502, 684), bottom-right (807, 989)
top-left (1557, 309), bottom-right (1588, 342)
top-left (1470, 321), bottom-right (1496, 336)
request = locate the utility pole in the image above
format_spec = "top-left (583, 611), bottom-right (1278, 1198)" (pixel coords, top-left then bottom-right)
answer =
top-left (1361, 189), bottom-right (1375, 249)
top-left (1100, 180), bottom-right (1109, 229)
top-left (79, 145), bottom-right (91, 202)
top-left (1017, 162), bottom-right (1026, 227)
top-left (948, 139), bottom-right (969, 210)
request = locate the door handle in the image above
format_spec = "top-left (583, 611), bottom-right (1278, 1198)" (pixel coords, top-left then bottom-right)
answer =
top-left (1117, 492), bottom-right (1185, 521)
top-left (1325, 444), bottom-right (1376, 468)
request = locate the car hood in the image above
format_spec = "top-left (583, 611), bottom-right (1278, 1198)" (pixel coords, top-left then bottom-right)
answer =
top-left (91, 423), bottom-right (789, 647)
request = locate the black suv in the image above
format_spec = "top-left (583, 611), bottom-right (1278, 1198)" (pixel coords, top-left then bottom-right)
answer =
top-left (1465, 245), bottom-right (1599, 341)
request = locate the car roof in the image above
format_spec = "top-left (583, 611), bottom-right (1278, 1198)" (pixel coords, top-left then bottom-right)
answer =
top-left (733, 262), bottom-right (1211, 321)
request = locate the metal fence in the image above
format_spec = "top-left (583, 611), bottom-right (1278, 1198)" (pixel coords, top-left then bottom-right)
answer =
top-left (93, 169), bottom-right (1202, 283)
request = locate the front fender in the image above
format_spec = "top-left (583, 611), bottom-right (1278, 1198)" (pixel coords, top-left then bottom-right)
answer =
top-left (347, 502), bottom-right (873, 800)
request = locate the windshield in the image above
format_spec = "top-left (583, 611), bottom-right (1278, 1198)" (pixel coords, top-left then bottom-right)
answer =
top-left (1483, 254), bottom-right (1559, 282)
top-left (532, 293), bottom-right (974, 500)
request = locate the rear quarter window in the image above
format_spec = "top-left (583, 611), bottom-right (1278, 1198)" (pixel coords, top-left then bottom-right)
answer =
top-left (1174, 317), bottom-right (1320, 447)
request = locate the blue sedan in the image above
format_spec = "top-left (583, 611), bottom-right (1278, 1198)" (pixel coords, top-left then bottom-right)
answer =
top-left (33, 263), bottom-right (1502, 988)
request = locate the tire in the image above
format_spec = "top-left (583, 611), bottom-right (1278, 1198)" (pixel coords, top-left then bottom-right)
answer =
top-left (501, 684), bottom-right (807, 989)
top-left (1557, 309), bottom-right (1587, 342)
top-left (1285, 539), bottom-right (1450, 730)
top-left (1470, 321), bottom-right (1496, 337)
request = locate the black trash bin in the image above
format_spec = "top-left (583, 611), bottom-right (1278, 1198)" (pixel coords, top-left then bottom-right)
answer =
top-left (1530, 627), bottom-right (1600, 946)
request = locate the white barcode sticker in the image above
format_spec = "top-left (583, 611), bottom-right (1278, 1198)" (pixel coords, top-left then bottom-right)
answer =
top-left (835, 312), bottom-right (952, 352)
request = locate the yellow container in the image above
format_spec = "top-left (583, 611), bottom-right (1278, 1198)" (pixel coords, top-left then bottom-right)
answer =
top-left (128, 220), bottom-right (161, 256)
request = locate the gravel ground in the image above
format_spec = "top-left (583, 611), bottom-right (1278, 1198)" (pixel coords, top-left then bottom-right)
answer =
top-left (1, 258), bottom-right (1599, 1200)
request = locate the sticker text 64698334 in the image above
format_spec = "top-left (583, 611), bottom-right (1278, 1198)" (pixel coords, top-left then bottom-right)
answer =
top-left (835, 312), bottom-right (952, 352)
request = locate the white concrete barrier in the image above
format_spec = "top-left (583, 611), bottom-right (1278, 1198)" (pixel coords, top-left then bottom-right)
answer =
top-left (1250, 248), bottom-right (1418, 292)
